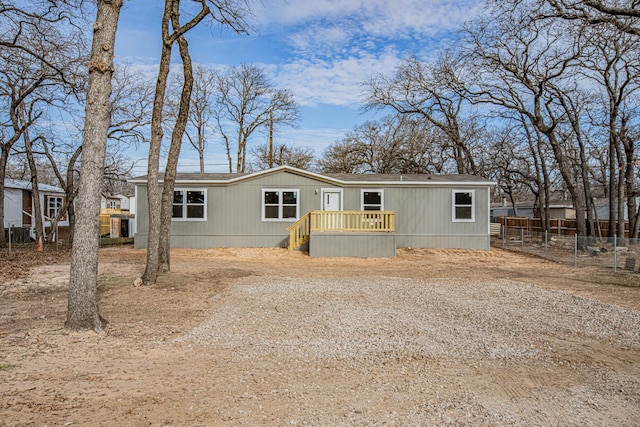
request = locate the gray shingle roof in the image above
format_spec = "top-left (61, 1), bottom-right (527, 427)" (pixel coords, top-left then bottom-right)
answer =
top-left (325, 173), bottom-right (489, 183)
top-left (129, 166), bottom-right (495, 186)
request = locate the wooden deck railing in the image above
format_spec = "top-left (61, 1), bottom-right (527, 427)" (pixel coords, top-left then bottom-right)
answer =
top-left (286, 212), bottom-right (312, 251)
top-left (287, 210), bottom-right (396, 250)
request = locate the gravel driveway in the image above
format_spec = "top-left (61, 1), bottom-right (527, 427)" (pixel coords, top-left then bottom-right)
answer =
top-left (180, 276), bottom-right (640, 425)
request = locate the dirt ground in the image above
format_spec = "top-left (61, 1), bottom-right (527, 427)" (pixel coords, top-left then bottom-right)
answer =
top-left (1, 245), bottom-right (639, 426)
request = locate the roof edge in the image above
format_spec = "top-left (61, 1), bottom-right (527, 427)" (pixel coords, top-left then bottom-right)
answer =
top-left (129, 166), bottom-right (496, 186)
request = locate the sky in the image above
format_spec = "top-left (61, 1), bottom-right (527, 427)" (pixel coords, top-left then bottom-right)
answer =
top-left (114, 0), bottom-right (484, 174)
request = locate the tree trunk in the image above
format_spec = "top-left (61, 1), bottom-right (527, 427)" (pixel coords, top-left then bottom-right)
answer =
top-left (65, 147), bottom-right (81, 245)
top-left (142, 0), bottom-right (174, 285)
top-left (47, 147), bottom-right (81, 244)
top-left (609, 104), bottom-right (626, 245)
top-left (0, 149), bottom-right (8, 247)
top-left (608, 121), bottom-right (617, 242)
top-left (198, 136), bottom-right (205, 173)
top-left (544, 130), bottom-right (588, 246)
top-left (236, 122), bottom-right (245, 173)
top-left (624, 143), bottom-right (638, 240)
top-left (20, 106), bottom-right (45, 245)
top-left (158, 22), bottom-right (195, 272)
top-left (66, 0), bottom-right (122, 332)
top-left (145, 0), bottom-right (212, 281)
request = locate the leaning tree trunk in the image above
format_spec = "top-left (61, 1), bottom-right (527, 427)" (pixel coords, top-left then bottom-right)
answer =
top-left (20, 106), bottom-right (45, 245)
top-left (545, 131), bottom-right (588, 247)
top-left (158, 29), bottom-right (194, 272)
top-left (65, 0), bottom-right (122, 332)
top-left (142, 0), bottom-right (174, 285)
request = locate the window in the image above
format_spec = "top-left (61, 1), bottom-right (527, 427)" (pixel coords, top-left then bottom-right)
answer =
top-left (453, 190), bottom-right (474, 222)
top-left (46, 195), bottom-right (66, 221)
top-left (262, 189), bottom-right (299, 221)
top-left (108, 200), bottom-right (118, 209)
top-left (172, 189), bottom-right (206, 220)
top-left (361, 190), bottom-right (384, 211)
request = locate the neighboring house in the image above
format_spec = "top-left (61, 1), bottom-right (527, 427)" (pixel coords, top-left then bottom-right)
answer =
top-left (99, 194), bottom-right (135, 237)
top-left (100, 194), bottom-right (129, 210)
top-left (491, 197), bottom-right (639, 222)
top-left (117, 194), bottom-right (131, 211)
top-left (3, 179), bottom-right (69, 241)
top-left (131, 166), bottom-right (495, 257)
top-left (491, 199), bottom-right (576, 221)
top-left (592, 198), bottom-right (635, 221)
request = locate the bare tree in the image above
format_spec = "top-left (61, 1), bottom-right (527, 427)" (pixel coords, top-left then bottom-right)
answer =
top-left (142, 0), bottom-right (250, 285)
top-left (17, 62), bottom-right (151, 245)
top-left (157, 10), bottom-right (197, 274)
top-left (213, 63), bottom-right (299, 173)
top-left (538, 0), bottom-right (640, 36)
top-left (42, 140), bottom-right (81, 243)
top-left (0, 73), bottom-right (39, 245)
top-left (318, 115), bottom-right (453, 174)
top-left (580, 28), bottom-right (640, 242)
top-left (0, 0), bottom-right (86, 247)
top-left (167, 64), bottom-right (218, 173)
top-left (66, 0), bottom-right (122, 332)
top-left (364, 51), bottom-right (479, 175)
top-left (0, 1), bottom-right (85, 87)
top-left (249, 142), bottom-right (314, 171)
top-left (464, 3), bottom-right (594, 242)
top-left (108, 63), bottom-right (154, 148)
top-left (0, 37), bottom-right (82, 245)
top-left (18, 103), bottom-right (45, 244)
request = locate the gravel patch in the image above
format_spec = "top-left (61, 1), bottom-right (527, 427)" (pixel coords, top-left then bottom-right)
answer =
top-left (179, 276), bottom-right (640, 363)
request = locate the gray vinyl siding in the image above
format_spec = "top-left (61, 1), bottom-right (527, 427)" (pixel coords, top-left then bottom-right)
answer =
top-left (309, 232), bottom-right (397, 257)
top-left (339, 185), bottom-right (490, 250)
top-left (135, 171), bottom-right (342, 249)
top-left (134, 169), bottom-right (491, 251)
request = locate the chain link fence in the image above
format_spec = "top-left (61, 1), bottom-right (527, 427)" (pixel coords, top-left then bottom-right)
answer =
top-left (493, 224), bottom-right (640, 274)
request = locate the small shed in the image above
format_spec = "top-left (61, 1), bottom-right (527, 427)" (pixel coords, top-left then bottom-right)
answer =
top-left (109, 213), bottom-right (135, 238)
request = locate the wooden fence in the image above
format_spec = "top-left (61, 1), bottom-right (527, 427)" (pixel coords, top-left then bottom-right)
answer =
top-left (497, 216), bottom-right (629, 238)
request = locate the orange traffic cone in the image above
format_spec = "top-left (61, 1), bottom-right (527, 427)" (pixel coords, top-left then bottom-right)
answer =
top-left (36, 236), bottom-right (43, 252)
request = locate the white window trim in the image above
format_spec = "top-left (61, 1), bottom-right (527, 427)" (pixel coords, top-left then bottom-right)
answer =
top-left (45, 195), bottom-right (65, 221)
top-left (452, 189), bottom-right (475, 222)
top-left (262, 188), bottom-right (300, 222)
top-left (172, 188), bottom-right (207, 221)
top-left (360, 189), bottom-right (384, 211)
top-left (321, 188), bottom-right (343, 211)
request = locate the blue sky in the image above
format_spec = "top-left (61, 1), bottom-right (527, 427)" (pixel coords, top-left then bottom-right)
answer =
top-left (114, 0), bottom-right (483, 173)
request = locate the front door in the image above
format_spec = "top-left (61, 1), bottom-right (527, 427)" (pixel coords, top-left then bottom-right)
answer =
top-left (22, 190), bottom-right (32, 226)
top-left (321, 189), bottom-right (342, 230)
top-left (322, 189), bottom-right (342, 211)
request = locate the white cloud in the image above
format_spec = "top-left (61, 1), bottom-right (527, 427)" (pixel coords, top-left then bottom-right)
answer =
top-left (278, 126), bottom-right (348, 152)
top-left (257, 0), bottom-right (483, 110)
top-left (274, 49), bottom-right (401, 107)
top-left (257, 0), bottom-right (483, 37)
top-left (288, 25), bottom-right (351, 55)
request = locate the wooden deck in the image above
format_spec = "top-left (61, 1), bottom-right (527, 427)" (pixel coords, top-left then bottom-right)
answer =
top-left (287, 210), bottom-right (396, 251)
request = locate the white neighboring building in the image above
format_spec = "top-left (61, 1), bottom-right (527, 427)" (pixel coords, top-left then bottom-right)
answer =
top-left (100, 194), bottom-right (133, 211)
top-left (3, 179), bottom-right (69, 240)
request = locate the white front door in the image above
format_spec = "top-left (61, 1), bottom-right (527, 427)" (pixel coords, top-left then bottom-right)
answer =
top-left (322, 189), bottom-right (342, 211)
top-left (321, 189), bottom-right (343, 230)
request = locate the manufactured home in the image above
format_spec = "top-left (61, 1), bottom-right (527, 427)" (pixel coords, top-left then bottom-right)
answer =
top-left (131, 166), bottom-right (495, 257)
top-left (3, 179), bottom-right (69, 242)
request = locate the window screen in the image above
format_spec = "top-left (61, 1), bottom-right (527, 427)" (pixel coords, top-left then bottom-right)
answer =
top-left (453, 190), bottom-right (474, 221)
top-left (362, 190), bottom-right (383, 211)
